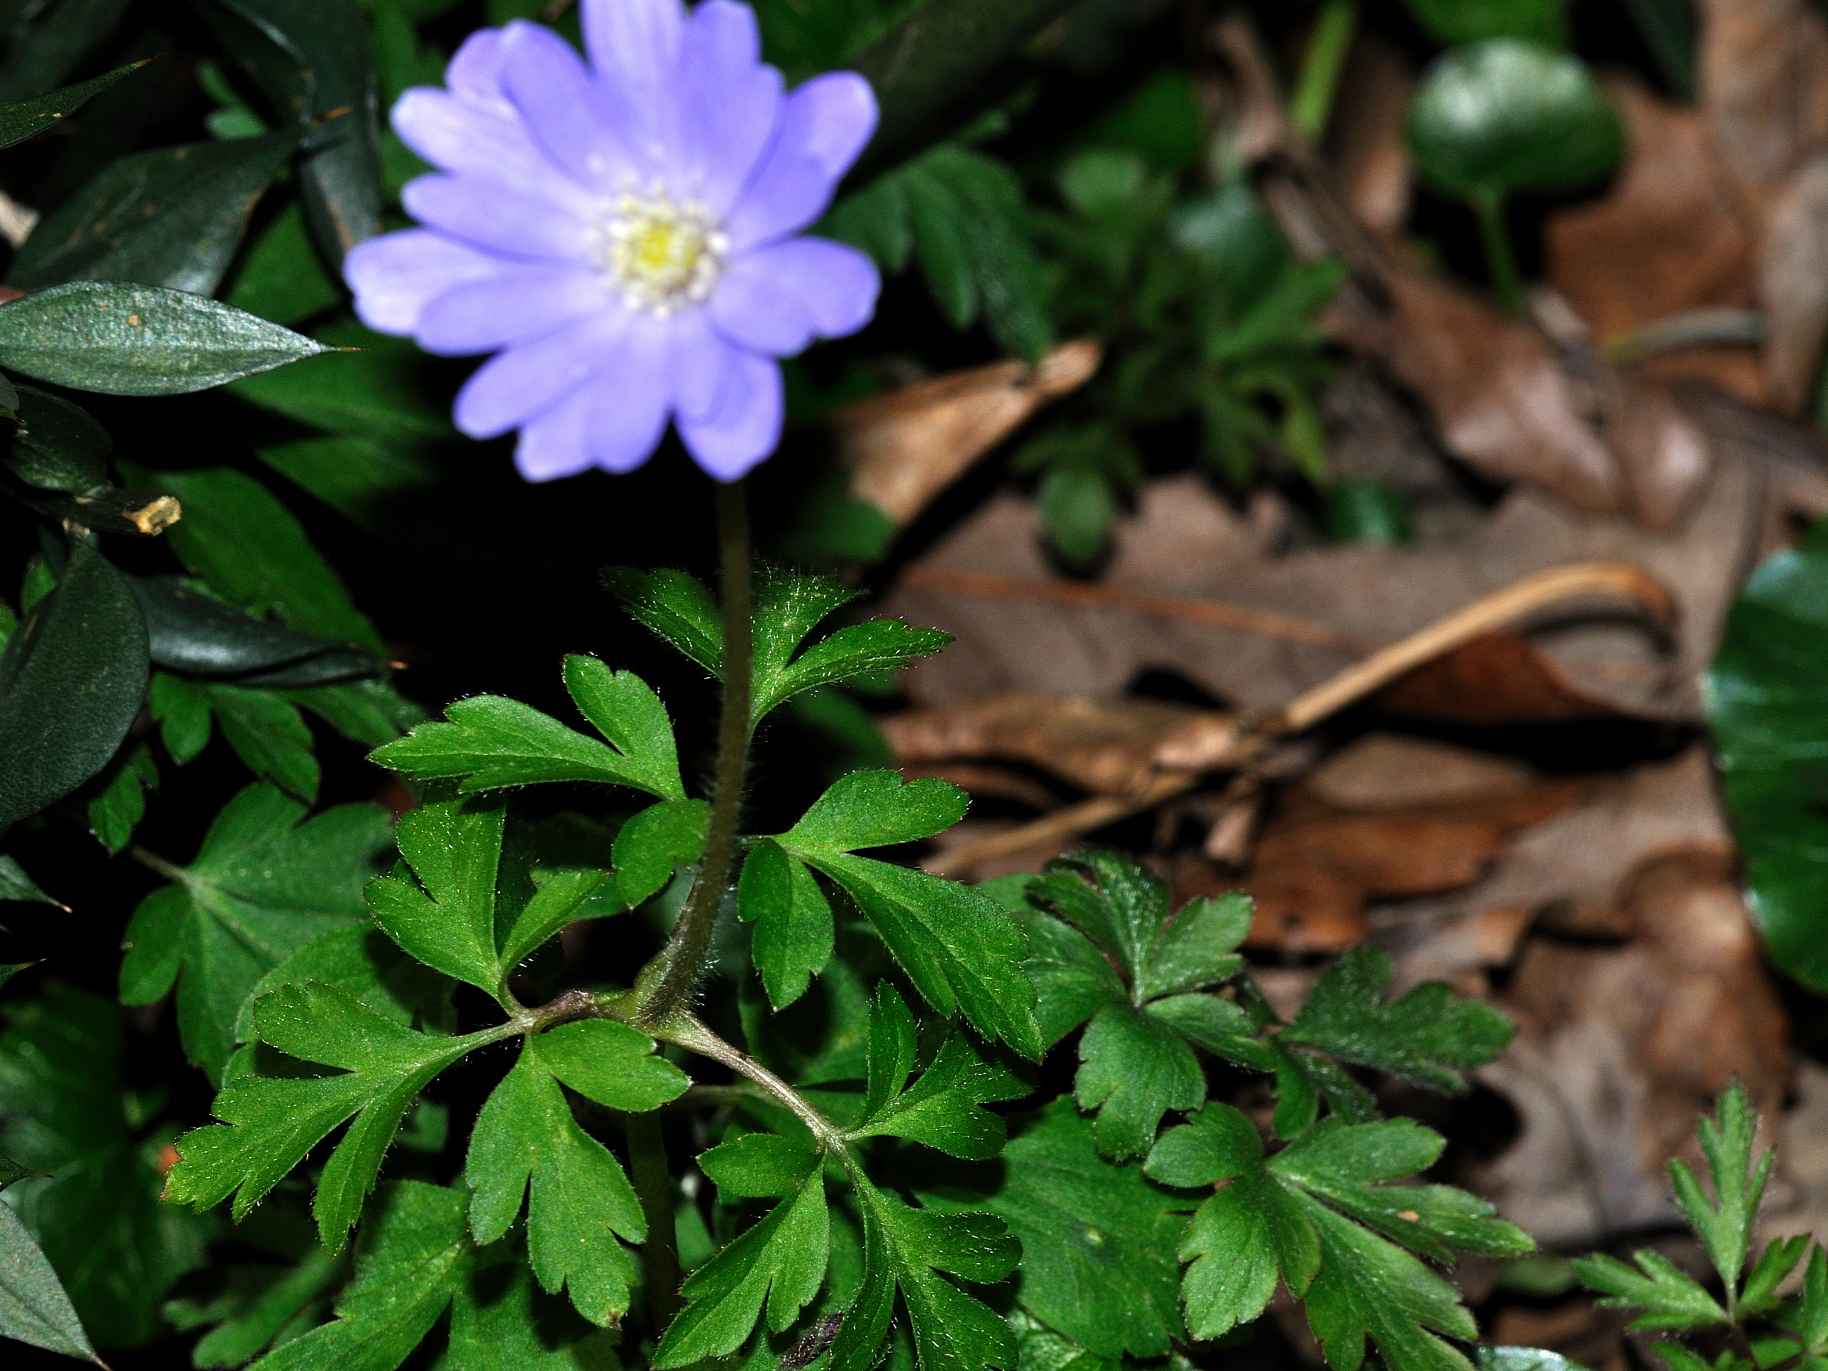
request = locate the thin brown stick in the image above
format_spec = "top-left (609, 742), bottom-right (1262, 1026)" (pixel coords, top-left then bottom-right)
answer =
top-left (936, 562), bottom-right (1673, 872)
top-left (897, 567), bottom-right (1363, 650)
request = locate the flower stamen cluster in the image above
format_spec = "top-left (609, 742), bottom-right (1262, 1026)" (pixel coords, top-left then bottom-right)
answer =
top-left (598, 188), bottom-right (728, 316)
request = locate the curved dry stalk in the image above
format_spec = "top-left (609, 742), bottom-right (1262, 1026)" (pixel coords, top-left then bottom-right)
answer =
top-left (936, 561), bottom-right (1675, 873)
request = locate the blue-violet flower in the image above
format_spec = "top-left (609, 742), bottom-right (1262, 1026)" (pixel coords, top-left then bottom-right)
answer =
top-left (345, 0), bottom-right (881, 482)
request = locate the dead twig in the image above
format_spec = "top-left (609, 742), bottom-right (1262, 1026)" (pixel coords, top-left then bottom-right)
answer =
top-left (935, 562), bottom-right (1674, 872)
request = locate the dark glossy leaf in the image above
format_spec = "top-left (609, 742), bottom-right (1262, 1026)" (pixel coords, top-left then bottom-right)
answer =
top-left (131, 577), bottom-right (381, 685)
top-left (11, 133), bottom-right (298, 295)
top-left (232, 322), bottom-right (453, 445)
top-left (0, 0), bottom-right (129, 100)
top-left (0, 285), bottom-right (326, 396)
top-left (1407, 40), bottom-right (1623, 201)
top-left (212, 0), bottom-right (384, 264)
top-left (0, 543), bottom-right (148, 833)
top-left (0, 856), bottom-right (59, 908)
top-left (1706, 519), bottom-right (1828, 991)
top-left (1402, 0), bottom-right (1567, 46)
top-left (227, 202), bottom-right (341, 327)
top-left (0, 60), bottom-right (142, 149)
top-left (0, 986), bottom-right (214, 1345)
top-left (152, 466), bottom-right (381, 647)
top-left (0, 1200), bottom-right (100, 1364)
top-left (3, 387), bottom-right (110, 495)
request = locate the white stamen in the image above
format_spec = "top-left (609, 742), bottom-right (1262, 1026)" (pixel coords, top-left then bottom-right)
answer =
top-left (593, 185), bottom-right (726, 316)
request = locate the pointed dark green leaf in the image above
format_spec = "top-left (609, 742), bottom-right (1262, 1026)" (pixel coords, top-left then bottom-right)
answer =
top-left (10, 132), bottom-right (298, 294)
top-left (4, 386), bottom-right (110, 495)
top-left (0, 60), bottom-right (143, 149)
top-left (212, 0), bottom-right (383, 264)
top-left (0, 284), bottom-right (327, 395)
top-left (0, 1201), bottom-right (101, 1364)
top-left (0, 542), bottom-right (148, 832)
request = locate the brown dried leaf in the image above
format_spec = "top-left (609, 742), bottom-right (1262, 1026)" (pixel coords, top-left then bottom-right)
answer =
top-left (886, 462), bottom-right (1754, 724)
top-left (1545, 80), bottom-right (1765, 402)
top-left (1323, 31), bottom-right (1414, 236)
top-left (1478, 845), bottom-right (1790, 1245)
top-left (1759, 154), bottom-right (1828, 411)
top-left (1697, 0), bottom-right (1828, 203)
top-left (882, 692), bottom-right (1240, 797)
top-left (833, 340), bottom-right (1101, 527)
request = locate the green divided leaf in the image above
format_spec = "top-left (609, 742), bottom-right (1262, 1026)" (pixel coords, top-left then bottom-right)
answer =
top-left (1281, 945), bottom-right (1515, 1095)
top-left (1020, 852), bottom-right (1262, 1159)
top-left (436, 1247), bottom-right (622, 1371)
top-left (366, 794), bottom-right (507, 1000)
top-left (605, 565), bottom-right (949, 727)
top-left (0, 1201), bottom-right (101, 1365)
top-left (152, 675), bottom-right (322, 800)
top-left (371, 655), bottom-right (685, 800)
top-left (166, 981), bottom-right (503, 1250)
top-left (775, 771), bottom-right (1040, 1057)
top-left (1146, 1105), bottom-right (1533, 1365)
top-left (0, 60), bottom-right (143, 149)
top-left (0, 542), bottom-right (149, 833)
top-left (1670, 1082), bottom-right (1766, 1300)
top-left (0, 284), bottom-right (327, 396)
top-left (86, 740), bottom-right (156, 853)
top-left (832, 1176), bottom-right (1020, 1371)
top-left (1571, 1251), bottom-right (1727, 1334)
top-left (9, 132), bottom-right (298, 295)
top-left (242, 1182), bottom-right (468, 1371)
top-left (846, 983), bottom-right (1027, 1160)
top-left (739, 838), bottom-right (835, 1011)
top-left (615, 798), bottom-right (709, 907)
top-left (1706, 518), bottom-right (1828, 992)
top-left (654, 1139), bottom-right (826, 1365)
top-left (828, 143), bottom-right (1053, 361)
top-left (119, 783), bottom-right (393, 1080)
top-left (922, 1099), bottom-right (1188, 1359)
top-left (465, 1041), bottom-right (645, 1327)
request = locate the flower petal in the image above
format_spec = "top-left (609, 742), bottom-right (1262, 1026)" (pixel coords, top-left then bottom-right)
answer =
top-left (453, 314), bottom-right (624, 439)
top-left (583, 0), bottom-right (685, 114)
top-left (393, 88), bottom-right (593, 211)
top-left (677, 349), bottom-right (783, 480)
top-left (668, 309), bottom-right (745, 423)
top-left (676, 1), bottom-right (782, 213)
top-left (515, 384), bottom-right (598, 482)
top-left (709, 237), bottom-right (879, 355)
top-left (587, 319), bottom-right (673, 473)
top-left (402, 173), bottom-right (594, 264)
top-left (446, 29), bottom-right (512, 107)
top-left (415, 266), bottom-right (612, 356)
top-left (500, 21), bottom-right (636, 192)
top-left (345, 229), bottom-right (501, 335)
top-left (726, 74), bottom-right (878, 249)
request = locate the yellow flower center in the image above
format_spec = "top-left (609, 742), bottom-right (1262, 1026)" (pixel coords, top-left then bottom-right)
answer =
top-left (600, 190), bottom-right (727, 316)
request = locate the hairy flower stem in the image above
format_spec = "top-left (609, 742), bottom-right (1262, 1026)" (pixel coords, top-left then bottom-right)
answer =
top-left (624, 1111), bottom-right (683, 1334)
top-left (635, 479), bottom-right (754, 1027)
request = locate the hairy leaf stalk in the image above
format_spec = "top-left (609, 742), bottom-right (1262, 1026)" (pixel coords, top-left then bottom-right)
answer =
top-left (635, 479), bottom-right (754, 1026)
